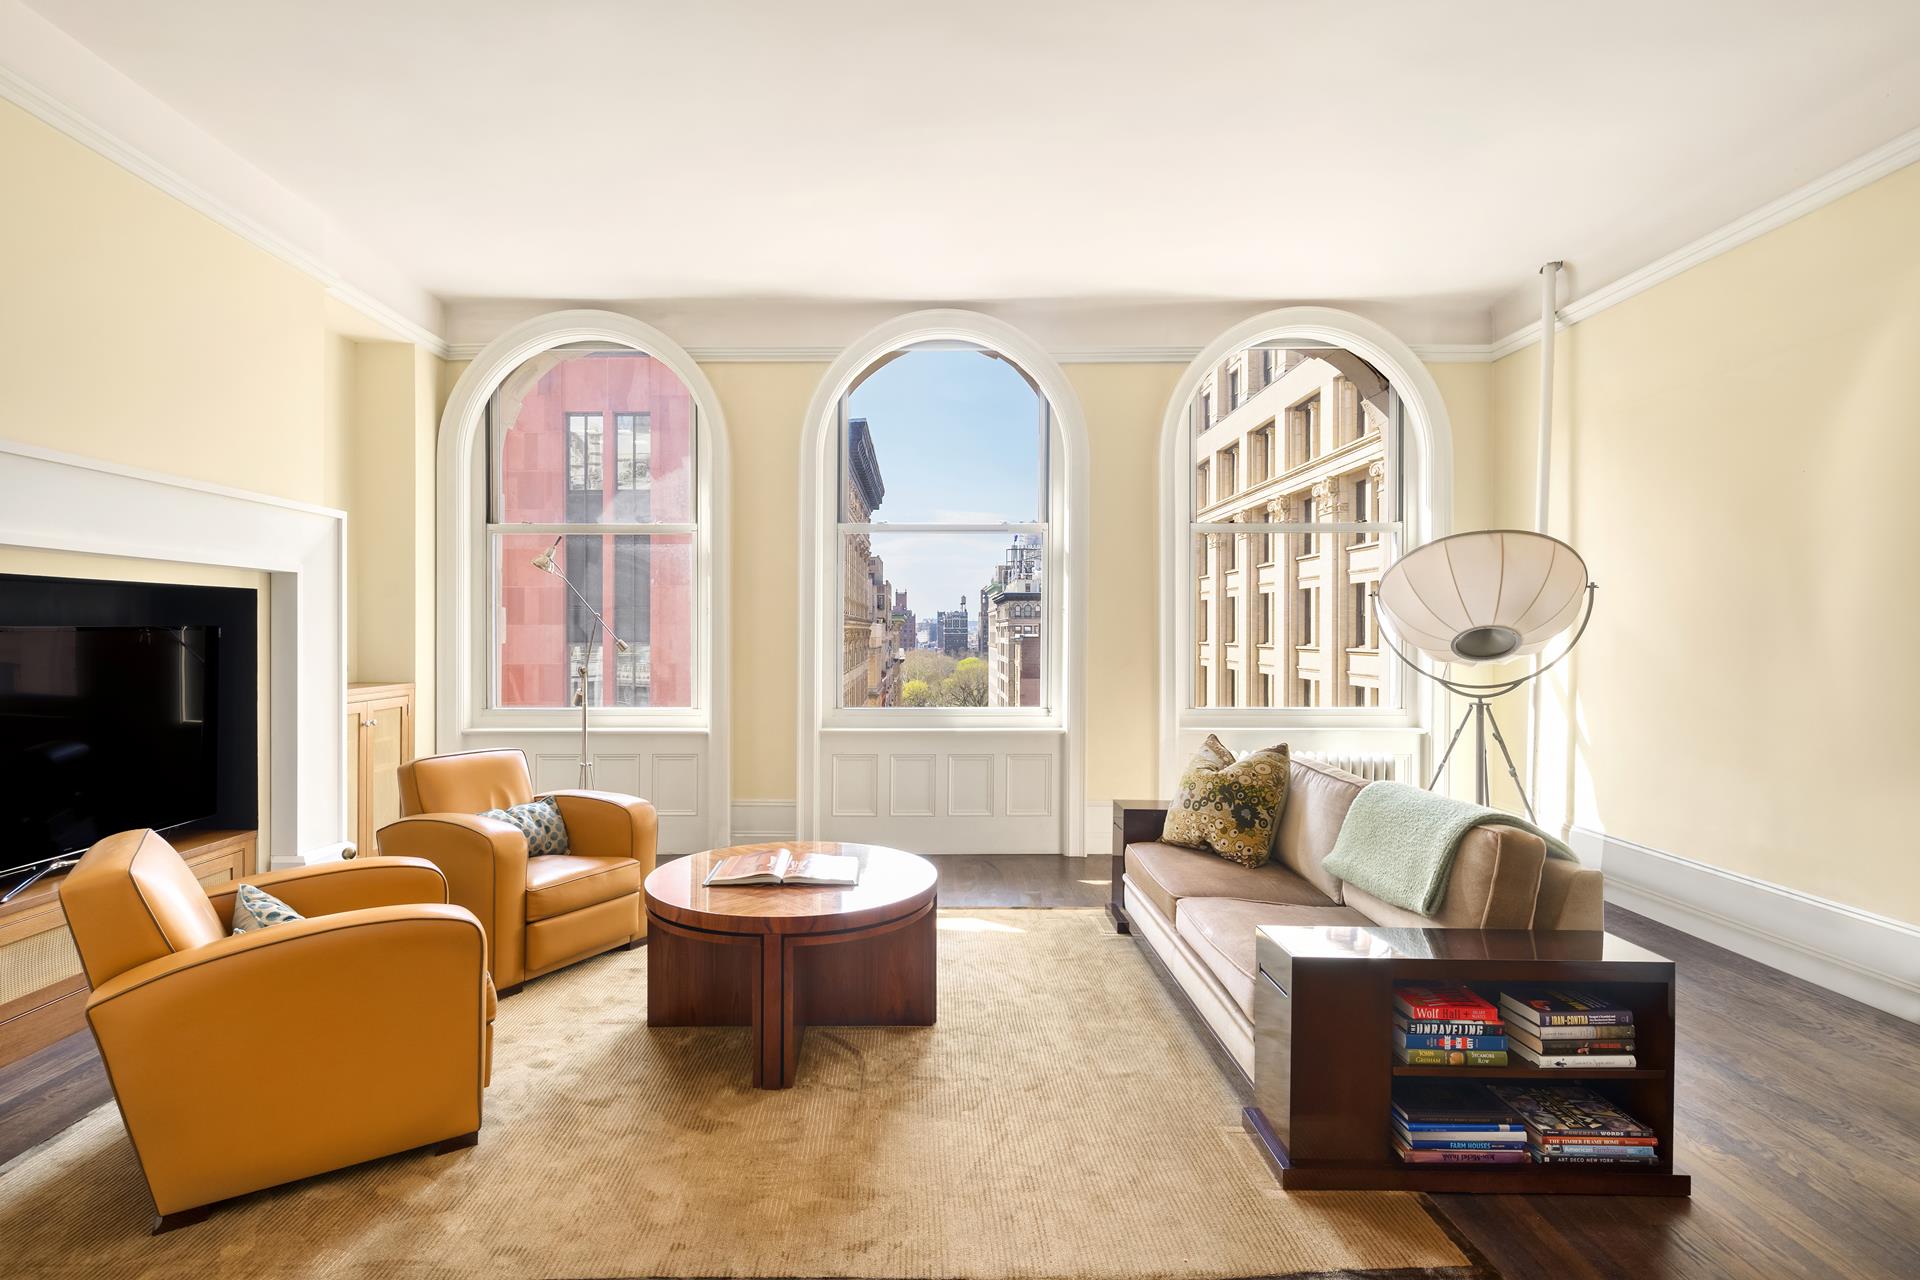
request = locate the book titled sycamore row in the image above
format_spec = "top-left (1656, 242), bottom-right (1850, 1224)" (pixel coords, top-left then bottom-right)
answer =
top-left (1501, 988), bottom-right (1639, 1067)
top-left (1391, 985), bottom-right (1508, 1066)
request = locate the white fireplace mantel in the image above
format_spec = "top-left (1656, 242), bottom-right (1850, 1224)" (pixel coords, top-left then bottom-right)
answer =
top-left (0, 441), bottom-right (347, 866)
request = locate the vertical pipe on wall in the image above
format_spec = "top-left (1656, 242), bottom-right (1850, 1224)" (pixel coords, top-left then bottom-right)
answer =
top-left (1526, 262), bottom-right (1563, 814)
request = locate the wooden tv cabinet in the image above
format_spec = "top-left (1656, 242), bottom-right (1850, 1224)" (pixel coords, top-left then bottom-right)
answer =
top-left (1243, 923), bottom-right (1691, 1196)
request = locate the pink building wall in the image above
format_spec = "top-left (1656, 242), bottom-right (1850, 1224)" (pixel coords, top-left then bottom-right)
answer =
top-left (496, 353), bottom-right (695, 707)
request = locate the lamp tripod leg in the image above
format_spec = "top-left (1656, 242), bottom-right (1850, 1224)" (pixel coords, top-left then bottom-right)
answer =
top-left (1425, 700), bottom-right (1477, 792)
top-left (1483, 703), bottom-right (1536, 824)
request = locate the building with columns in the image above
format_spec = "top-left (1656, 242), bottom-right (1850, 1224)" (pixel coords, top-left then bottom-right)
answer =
top-left (984, 534), bottom-right (1044, 707)
top-left (1191, 345), bottom-right (1395, 708)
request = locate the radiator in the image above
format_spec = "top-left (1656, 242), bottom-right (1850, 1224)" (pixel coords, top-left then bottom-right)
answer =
top-left (1295, 751), bottom-right (1402, 782)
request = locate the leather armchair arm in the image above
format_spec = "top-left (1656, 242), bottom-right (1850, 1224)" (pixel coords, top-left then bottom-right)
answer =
top-left (85, 904), bottom-right (488, 1217)
top-left (1535, 857), bottom-right (1605, 930)
top-left (546, 790), bottom-right (657, 872)
top-left (205, 856), bottom-right (448, 927)
top-left (376, 815), bottom-right (530, 986)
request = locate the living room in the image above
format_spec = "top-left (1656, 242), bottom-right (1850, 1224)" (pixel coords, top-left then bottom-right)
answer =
top-left (0, 4), bottom-right (1915, 1278)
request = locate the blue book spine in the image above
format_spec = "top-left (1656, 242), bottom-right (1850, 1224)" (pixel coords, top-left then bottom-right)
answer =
top-left (1396, 1031), bottom-right (1510, 1051)
top-left (1392, 1117), bottom-right (1525, 1132)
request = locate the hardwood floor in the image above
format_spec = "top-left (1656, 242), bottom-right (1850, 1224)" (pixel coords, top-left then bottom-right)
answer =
top-left (3, 854), bottom-right (1914, 1280)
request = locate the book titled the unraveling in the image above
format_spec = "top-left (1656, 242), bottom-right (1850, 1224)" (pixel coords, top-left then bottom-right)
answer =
top-left (702, 847), bottom-right (860, 887)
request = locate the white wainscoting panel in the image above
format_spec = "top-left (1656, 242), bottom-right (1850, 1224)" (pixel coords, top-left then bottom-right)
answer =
top-left (946, 755), bottom-right (994, 817)
top-left (817, 730), bottom-right (1066, 854)
top-left (1005, 753), bottom-right (1054, 817)
top-left (1580, 826), bottom-right (1920, 1023)
top-left (889, 754), bottom-right (936, 817)
top-left (453, 730), bottom-right (714, 856)
top-left (830, 754), bottom-right (880, 818)
top-left (651, 754), bottom-right (701, 817)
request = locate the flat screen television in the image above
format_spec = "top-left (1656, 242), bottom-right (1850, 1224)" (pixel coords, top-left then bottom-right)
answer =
top-left (0, 625), bottom-right (222, 878)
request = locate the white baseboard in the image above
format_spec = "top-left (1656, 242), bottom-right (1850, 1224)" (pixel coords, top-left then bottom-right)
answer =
top-left (1577, 826), bottom-right (1920, 1023)
top-left (729, 799), bottom-right (797, 842)
top-left (1082, 801), bottom-right (1111, 857)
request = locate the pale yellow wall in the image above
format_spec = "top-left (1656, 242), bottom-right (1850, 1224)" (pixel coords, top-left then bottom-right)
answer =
top-left (1069, 362), bottom-right (1185, 803)
top-left (703, 362), bottom-right (820, 800)
top-left (345, 341), bottom-right (442, 752)
top-left (0, 548), bottom-right (274, 871)
top-left (0, 101), bottom-right (335, 507)
top-left (1491, 162), bottom-right (1920, 923)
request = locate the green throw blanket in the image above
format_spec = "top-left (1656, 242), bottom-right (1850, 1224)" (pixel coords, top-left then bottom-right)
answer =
top-left (1320, 782), bottom-right (1578, 917)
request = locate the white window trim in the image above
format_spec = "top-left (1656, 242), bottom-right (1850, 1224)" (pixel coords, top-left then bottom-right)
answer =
top-left (436, 309), bottom-right (731, 809)
top-left (796, 310), bottom-right (1089, 850)
top-left (1158, 307), bottom-right (1454, 789)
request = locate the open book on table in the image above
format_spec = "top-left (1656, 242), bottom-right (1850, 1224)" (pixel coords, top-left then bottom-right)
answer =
top-left (702, 847), bottom-right (860, 887)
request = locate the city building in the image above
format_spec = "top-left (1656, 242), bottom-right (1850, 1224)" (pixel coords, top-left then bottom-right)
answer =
top-left (984, 534), bottom-right (1044, 707)
top-left (1190, 344), bottom-right (1394, 709)
top-left (841, 417), bottom-right (898, 706)
top-left (936, 604), bottom-right (971, 656)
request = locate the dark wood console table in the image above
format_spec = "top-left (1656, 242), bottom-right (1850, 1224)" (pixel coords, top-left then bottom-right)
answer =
top-left (1244, 923), bottom-right (1690, 1195)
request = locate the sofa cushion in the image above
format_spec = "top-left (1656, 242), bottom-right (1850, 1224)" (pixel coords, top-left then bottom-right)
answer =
top-left (1276, 758), bottom-right (1369, 903)
top-left (1341, 824), bottom-right (1546, 929)
top-left (1175, 897), bottom-right (1374, 1018)
top-left (525, 855), bottom-right (641, 922)
top-left (482, 796), bottom-right (571, 858)
top-left (1161, 735), bottom-right (1290, 868)
top-left (1125, 840), bottom-right (1335, 923)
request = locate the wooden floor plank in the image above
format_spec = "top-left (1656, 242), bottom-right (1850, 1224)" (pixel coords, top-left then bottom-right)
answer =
top-left (3, 856), bottom-right (1915, 1280)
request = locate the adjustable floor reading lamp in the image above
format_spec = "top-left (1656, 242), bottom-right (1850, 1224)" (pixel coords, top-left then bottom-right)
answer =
top-left (532, 535), bottom-right (629, 790)
top-left (1371, 530), bottom-right (1595, 822)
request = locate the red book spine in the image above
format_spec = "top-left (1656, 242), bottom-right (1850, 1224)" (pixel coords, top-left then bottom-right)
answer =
top-left (1401, 1002), bottom-right (1498, 1021)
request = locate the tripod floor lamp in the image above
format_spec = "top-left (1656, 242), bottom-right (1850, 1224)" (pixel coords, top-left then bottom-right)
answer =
top-left (532, 535), bottom-right (628, 790)
top-left (1371, 530), bottom-right (1595, 822)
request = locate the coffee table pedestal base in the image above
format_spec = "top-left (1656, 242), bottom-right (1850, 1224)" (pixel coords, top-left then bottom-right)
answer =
top-left (647, 899), bottom-right (936, 1089)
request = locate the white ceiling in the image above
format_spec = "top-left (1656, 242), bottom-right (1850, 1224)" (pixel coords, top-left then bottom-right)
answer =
top-left (19, 0), bottom-right (1920, 336)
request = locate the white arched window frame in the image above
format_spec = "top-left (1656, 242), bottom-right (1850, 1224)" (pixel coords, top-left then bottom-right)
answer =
top-left (796, 310), bottom-right (1089, 852)
top-left (437, 310), bottom-right (730, 834)
top-left (1158, 307), bottom-right (1454, 785)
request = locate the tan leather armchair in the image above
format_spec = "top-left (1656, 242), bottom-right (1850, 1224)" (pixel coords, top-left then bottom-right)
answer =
top-left (59, 830), bottom-right (493, 1231)
top-left (378, 748), bottom-right (655, 994)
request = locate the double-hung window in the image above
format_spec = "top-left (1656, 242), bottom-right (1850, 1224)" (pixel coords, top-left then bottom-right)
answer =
top-left (488, 347), bottom-right (698, 710)
top-left (833, 346), bottom-right (1053, 712)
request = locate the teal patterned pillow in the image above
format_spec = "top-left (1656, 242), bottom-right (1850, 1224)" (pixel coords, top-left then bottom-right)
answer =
top-left (231, 883), bottom-right (304, 933)
top-left (481, 796), bottom-right (571, 858)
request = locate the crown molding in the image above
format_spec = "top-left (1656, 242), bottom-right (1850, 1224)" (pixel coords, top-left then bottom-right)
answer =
top-left (1489, 122), bottom-right (1920, 360)
top-left (448, 340), bottom-right (1494, 366)
top-left (0, 0), bottom-right (447, 354)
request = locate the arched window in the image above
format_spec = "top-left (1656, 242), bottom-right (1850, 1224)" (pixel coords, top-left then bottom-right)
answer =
top-left (486, 345), bottom-right (699, 710)
top-left (833, 347), bottom-right (1052, 713)
top-left (438, 311), bottom-right (728, 849)
top-left (1161, 309), bottom-right (1452, 781)
top-left (798, 311), bottom-right (1088, 855)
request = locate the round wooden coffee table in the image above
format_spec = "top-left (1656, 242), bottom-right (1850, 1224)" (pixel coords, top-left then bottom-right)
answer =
top-left (643, 842), bottom-right (937, 1089)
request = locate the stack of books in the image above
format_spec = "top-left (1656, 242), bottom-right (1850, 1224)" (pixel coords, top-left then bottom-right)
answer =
top-left (1392, 983), bottom-right (1508, 1066)
top-left (1498, 988), bottom-right (1637, 1068)
top-left (1390, 1083), bottom-right (1530, 1164)
top-left (1490, 1083), bottom-right (1661, 1165)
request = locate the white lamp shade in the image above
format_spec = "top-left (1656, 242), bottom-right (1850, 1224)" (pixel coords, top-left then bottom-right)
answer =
top-left (1376, 530), bottom-right (1589, 665)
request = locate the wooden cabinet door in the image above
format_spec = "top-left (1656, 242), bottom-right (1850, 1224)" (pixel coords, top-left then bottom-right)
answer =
top-left (360, 695), bottom-right (411, 854)
top-left (345, 707), bottom-right (367, 855)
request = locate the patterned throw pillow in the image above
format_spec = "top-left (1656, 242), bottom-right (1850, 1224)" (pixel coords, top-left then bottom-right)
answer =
top-left (1161, 735), bottom-right (1291, 868)
top-left (480, 796), bottom-right (571, 858)
top-left (231, 883), bottom-right (305, 933)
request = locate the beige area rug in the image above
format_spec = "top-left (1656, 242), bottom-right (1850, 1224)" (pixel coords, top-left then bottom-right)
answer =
top-left (0, 909), bottom-right (1486, 1279)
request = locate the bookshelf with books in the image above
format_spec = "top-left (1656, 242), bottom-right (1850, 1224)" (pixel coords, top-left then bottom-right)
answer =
top-left (1243, 924), bottom-right (1689, 1195)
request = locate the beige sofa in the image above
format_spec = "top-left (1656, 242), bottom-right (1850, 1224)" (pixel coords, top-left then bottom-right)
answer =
top-left (1110, 756), bottom-right (1603, 1078)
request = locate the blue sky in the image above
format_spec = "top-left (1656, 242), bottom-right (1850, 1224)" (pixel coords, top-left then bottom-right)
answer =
top-left (848, 350), bottom-right (1045, 619)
